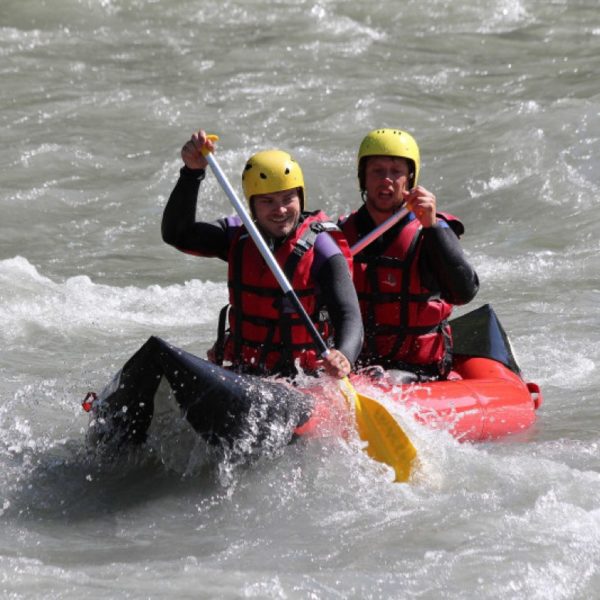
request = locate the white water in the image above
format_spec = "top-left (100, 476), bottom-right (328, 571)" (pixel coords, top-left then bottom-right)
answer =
top-left (2, 1), bottom-right (600, 598)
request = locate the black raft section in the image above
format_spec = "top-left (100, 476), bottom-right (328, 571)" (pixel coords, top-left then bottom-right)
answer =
top-left (450, 304), bottom-right (521, 375)
top-left (87, 336), bottom-right (314, 453)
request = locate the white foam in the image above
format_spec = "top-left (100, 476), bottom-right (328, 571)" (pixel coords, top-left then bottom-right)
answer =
top-left (0, 256), bottom-right (226, 341)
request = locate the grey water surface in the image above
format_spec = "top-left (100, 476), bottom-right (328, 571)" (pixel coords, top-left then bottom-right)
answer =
top-left (1, 1), bottom-right (599, 598)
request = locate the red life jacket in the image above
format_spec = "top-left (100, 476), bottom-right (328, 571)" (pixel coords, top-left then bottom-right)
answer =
top-left (221, 211), bottom-right (352, 377)
top-left (340, 210), bottom-right (461, 376)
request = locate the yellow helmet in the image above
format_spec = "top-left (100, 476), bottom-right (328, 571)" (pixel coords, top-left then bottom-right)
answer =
top-left (357, 128), bottom-right (421, 190)
top-left (241, 150), bottom-right (305, 210)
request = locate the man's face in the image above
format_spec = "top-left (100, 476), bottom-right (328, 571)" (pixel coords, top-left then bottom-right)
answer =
top-left (252, 188), bottom-right (301, 239)
top-left (364, 156), bottom-right (411, 217)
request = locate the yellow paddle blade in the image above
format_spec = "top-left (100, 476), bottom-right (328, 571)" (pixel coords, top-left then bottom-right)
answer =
top-left (340, 377), bottom-right (417, 482)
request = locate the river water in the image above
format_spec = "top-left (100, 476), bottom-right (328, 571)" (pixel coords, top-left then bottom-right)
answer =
top-left (2, 1), bottom-right (599, 598)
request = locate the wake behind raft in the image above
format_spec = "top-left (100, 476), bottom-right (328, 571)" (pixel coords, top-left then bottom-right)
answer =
top-left (82, 304), bottom-right (542, 455)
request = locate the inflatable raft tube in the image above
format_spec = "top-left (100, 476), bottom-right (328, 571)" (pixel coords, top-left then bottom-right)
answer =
top-left (348, 355), bottom-right (541, 442)
top-left (83, 336), bottom-right (314, 453)
top-left (294, 304), bottom-right (542, 441)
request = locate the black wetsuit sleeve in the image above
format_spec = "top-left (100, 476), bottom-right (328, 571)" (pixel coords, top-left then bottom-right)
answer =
top-left (161, 167), bottom-right (230, 260)
top-left (315, 254), bottom-right (364, 366)
top-left (419, 225), bottom-right (479, 305)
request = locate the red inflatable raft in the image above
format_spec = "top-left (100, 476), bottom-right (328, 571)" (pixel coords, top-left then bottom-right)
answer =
top-left (298, 304), bottom-right (543, 442)
top-left (84, 304), bottom-right (542, 451)
top-left (348, 355), bottom-right (542, 442)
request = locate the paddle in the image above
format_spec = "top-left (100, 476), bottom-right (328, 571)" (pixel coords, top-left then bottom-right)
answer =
top-left (202, 140), bottom-right (416, 482)
top-left (349, 206), bottom-right (410, 256)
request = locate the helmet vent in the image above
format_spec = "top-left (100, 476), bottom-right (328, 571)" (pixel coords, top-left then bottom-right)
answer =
top-left (284, 168), bottom-right (290, 174)
top-left (260, 172), bottom-right (267, 179)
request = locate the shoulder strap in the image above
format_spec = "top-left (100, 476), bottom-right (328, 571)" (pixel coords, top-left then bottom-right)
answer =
top-left (283, 219), bottom-right (338, 280)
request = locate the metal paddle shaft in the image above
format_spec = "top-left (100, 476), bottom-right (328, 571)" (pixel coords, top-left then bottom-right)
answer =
top-left (205, 147), bottom-right (416, 482)
top-left (349, 206), bottom-right (410, 256)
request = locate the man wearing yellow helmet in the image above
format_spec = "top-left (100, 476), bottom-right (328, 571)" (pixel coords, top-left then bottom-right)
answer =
top-left (340, 128), bottom-right (479, 381)
top-left (162, 129), bottom-right (363, 380)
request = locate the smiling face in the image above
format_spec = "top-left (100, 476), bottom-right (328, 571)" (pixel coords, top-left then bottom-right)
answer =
top-left (363, 156), bottom-right (411, 223)
top-left (252, 187), bottom-right (302, 239)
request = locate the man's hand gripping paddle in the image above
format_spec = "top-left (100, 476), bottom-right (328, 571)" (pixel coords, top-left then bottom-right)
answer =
top-left (201, 135), bottom-right (416, 482)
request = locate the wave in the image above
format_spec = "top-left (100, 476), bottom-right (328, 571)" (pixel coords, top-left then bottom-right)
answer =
top-left (0, 256), bottom-right (226, 343)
